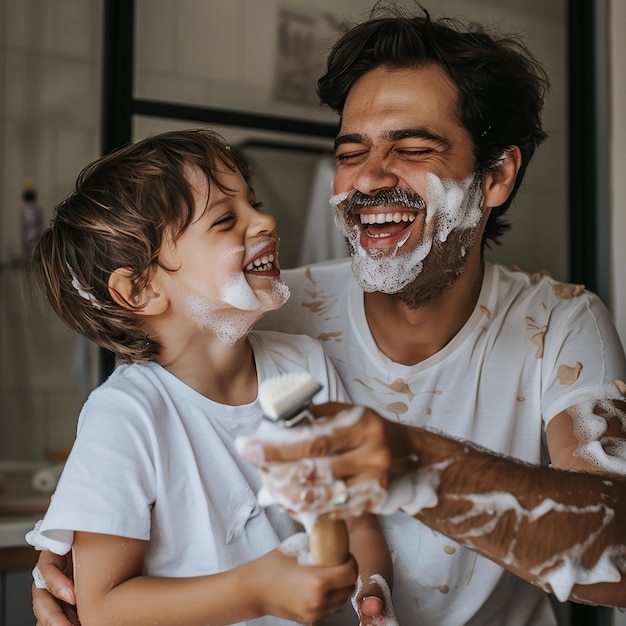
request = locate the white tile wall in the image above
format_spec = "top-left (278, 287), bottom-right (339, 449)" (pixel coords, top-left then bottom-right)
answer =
top-left (1, 0), bottom-right (103, 460)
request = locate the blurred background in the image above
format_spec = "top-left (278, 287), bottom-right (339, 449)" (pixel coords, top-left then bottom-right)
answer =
top-left (0, 1), bottom-right (624, 623)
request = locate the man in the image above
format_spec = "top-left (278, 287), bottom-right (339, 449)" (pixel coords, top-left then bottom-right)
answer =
top-left (33, 5), bottom-right (626, 625)
top-left (245, 4), bottom-right (626, 624)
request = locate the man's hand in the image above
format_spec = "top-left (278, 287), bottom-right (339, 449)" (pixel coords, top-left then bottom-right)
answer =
top-left (353, 574), bottom-right (399, 626)
top-left (237, 404), bottom-right (419, 519)
top-left (32, 550), bottom-right (79, 626)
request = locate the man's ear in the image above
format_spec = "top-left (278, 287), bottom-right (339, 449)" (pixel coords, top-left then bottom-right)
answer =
top-left (108, 268), bottom-right (168, 316)
top-left (482, 145), bottom-right (522, 208)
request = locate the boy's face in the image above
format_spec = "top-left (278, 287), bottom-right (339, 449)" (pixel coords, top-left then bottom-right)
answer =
top-left (331, 64), bottom-right (487, 302)
top-left (157, 164), bottom-right (289, 344)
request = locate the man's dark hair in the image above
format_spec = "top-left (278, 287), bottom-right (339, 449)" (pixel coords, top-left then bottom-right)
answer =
top-left (317, 2), bottom-right (549, 246)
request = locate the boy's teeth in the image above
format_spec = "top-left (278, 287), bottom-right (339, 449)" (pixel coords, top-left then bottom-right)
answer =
top-left (360, 212), bottom-right (417, 225)
top-left (245, 253), bottom-right (276, 271)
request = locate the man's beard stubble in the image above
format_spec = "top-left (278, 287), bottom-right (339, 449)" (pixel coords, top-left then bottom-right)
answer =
top-left (339, 173), bottom-right (484, 309)
top-left (387, 226), bottom-right (479, 309)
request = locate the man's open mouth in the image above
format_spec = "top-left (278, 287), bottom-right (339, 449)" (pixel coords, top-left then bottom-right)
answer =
top-left (355, 209), bottom-right (420, 243)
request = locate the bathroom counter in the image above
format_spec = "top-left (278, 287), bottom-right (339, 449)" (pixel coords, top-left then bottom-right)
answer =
top-left (0, 516), bottom-right (39, 571)
top-left (0, 516), bottom-right (39, 549)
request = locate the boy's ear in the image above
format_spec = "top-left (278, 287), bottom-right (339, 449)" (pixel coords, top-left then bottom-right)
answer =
top-left (482, 145), bottom-right (522, 209)
top-left (108, 268), bottom-right (168, 316)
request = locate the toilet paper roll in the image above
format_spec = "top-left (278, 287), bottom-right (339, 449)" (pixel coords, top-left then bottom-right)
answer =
top-left (32, 463), bottom-right (64, 494)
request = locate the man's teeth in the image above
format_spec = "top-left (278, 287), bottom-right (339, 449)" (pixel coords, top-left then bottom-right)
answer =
top-left (360, 212), bottom-right (417, 225)
top-left (245, 253), bottom-right (275, 271)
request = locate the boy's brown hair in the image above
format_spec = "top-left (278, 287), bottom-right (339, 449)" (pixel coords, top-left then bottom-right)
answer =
top-left (32, 128), bottom-right (249, 363)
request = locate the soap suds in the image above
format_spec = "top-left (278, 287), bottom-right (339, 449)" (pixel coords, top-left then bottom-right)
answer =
top-left (333, 173), bottom-right (483, 295)
top-left (443, 490), bottom-right (623, 601)
top-left (376, 460), bottom-right (451, 516)
top-left (568, 398), bottom-right (626, 475)
top-left (183, 240), bottom-right (289, 344)
top-left (238, 408), bottom-right (388, 527)
top-left (278, 532), bottom-right (313, 565)
top-left (351, 574), bottom-right (399, 626)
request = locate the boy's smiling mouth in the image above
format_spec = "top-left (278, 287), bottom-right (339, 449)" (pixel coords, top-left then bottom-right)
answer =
top-left (243, 238), bottom-right (281, 277)
top-left (245, 251), bottom-right (277, 272)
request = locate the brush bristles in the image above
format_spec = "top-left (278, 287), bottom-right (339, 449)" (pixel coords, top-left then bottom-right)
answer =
top-left (259, 372), bottom-right (322, 420)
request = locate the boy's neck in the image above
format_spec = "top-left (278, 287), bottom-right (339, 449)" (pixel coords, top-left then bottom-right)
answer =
top-left (158, 336), bottom-right (258, 406)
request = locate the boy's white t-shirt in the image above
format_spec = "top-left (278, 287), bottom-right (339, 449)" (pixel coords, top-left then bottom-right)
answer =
top-left (258, 258), bottom-right (626, 626)
top-left (30, 330), bottom-right (350, 626)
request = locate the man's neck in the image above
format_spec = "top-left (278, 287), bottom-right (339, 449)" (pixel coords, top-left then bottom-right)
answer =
top-left (364, 258), bottom-right (485, 366)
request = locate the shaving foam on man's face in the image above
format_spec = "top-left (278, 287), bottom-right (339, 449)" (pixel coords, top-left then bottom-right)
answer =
top-left (331, 172), bottom-right (484, 295)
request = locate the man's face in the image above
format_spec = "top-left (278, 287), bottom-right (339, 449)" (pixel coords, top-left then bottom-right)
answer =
top-left (332, 64), bottom-right (486, 305)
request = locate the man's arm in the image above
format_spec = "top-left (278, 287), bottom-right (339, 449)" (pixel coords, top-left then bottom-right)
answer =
top-left (32, 550), bottom-right (79, 626)
top-left (404, 410), bottom-right (626, 606)
top-left (239, 401), bottom-right (626, 607)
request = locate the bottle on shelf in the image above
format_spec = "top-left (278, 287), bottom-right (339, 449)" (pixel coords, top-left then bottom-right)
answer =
top-left (21, 177), bottom-right (44, 257)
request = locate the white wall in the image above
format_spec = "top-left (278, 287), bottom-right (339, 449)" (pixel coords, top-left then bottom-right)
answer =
top-left (0, 0), bottom-right (103, 460)
top-left (610, 0), bottom-right (626, 348)
top-left (610, 2), bottom-right (626, 620)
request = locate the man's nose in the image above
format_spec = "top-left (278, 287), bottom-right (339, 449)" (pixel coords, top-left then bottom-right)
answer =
top-left (352, 153), bottom-right (400, 196)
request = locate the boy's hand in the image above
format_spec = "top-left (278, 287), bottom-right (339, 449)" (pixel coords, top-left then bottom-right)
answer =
top-left (249, 533), bottom-right (357, 624)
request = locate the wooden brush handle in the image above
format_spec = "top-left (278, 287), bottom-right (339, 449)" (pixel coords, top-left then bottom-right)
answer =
top-left (310, 519), bottom-right (350, 566)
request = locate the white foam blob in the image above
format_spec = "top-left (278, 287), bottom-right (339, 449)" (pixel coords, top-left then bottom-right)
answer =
top-left (375, 459), bottom-right (451, 516)
top-left (350, 573), bottom-right (399, 625)
top-left (329, 190), bottom-right (352, 206)
top-left (568, 398), bottom-right (626, 475)
top-left (219, 245), bottom-right (260, 311)
top-left (278, 532), bottom-right (313, 565)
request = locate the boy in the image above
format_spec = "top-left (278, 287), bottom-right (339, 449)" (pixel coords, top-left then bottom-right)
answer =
top-left (27, 129), bottom-right (392, 625)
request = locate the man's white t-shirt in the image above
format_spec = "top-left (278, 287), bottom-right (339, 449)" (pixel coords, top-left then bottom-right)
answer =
top-left (30, 331), bottom-right (349, 626)
top-left (258, 258), bottom-right (626, 626)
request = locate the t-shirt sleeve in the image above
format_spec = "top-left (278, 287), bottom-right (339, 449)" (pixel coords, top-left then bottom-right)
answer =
top-left (30, 386), bottom-right (157, 554)
top-left (541, 290), bottom-right (626, 424)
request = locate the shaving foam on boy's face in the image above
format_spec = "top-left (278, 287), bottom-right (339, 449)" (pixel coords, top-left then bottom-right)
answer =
top-left (331, 172), bottom-right (484, 295)
top-left (183, 236), bottom-right (289, 345)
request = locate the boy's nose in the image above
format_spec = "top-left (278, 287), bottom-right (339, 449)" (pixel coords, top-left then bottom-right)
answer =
top-left (248, 206), bottom-right (277, 236)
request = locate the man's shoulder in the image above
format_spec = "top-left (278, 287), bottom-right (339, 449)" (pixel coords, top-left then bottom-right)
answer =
top-left (251, 328), bottom-right (324, 352)
top-left (260, 258), bottom-right (353, 336)
top-left (491, 262), bottom-right (592, 310)
top-left (281, 257), bottom-right (353, 292)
